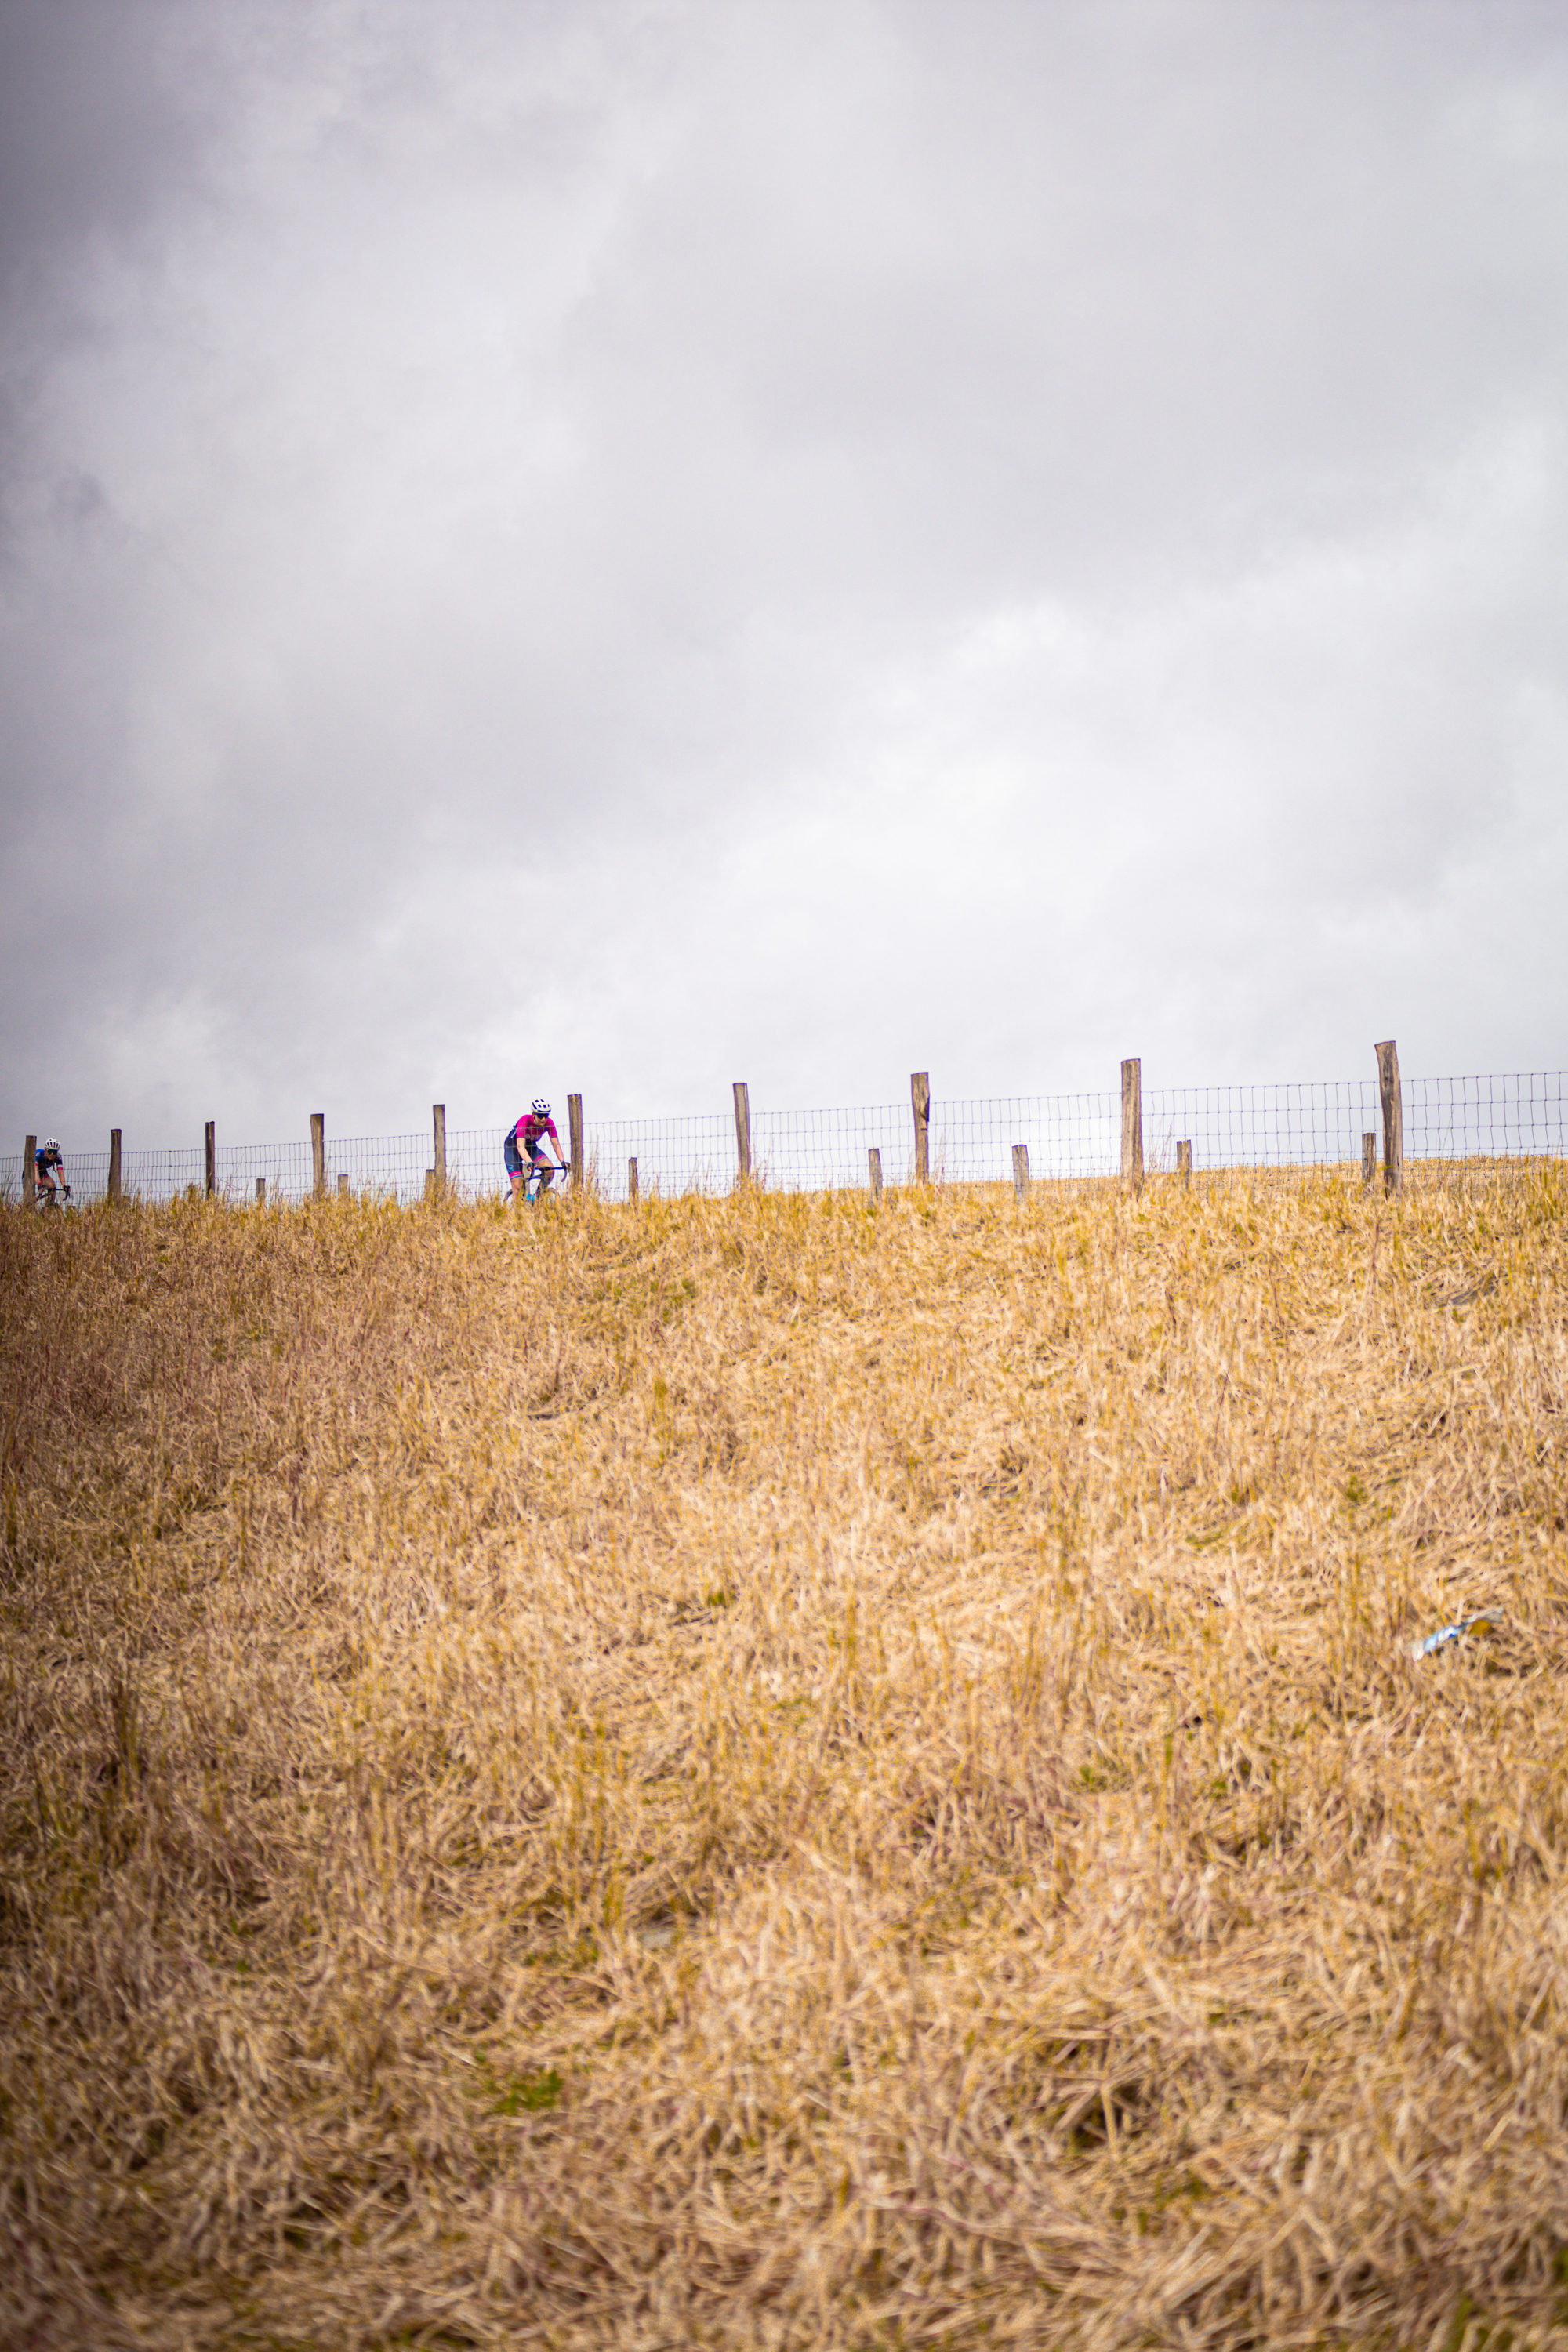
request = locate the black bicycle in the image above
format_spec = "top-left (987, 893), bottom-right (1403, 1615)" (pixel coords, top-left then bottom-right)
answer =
top-left (521, 1160), bottom-right (565, 1206)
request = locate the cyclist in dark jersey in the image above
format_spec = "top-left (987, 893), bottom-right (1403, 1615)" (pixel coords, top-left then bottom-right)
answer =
top-left (504, 1100), bottom-right (565, 1204)
top-left (34, 1138), bottom-right (70, 1203)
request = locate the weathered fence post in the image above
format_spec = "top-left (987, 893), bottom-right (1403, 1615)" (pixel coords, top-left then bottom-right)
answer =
top-left (1176, 1138), bottom-right (1192, 1187)
top-left (433, 1104), bottom-right (447, 1195)
top-left (1012, 1143), bottom-right (1030, 1201)
top-left (255, 1176), bottom-right (266, 1205)
top-left (205, 1121), bottom-right (216, 1199)
top-left (568, 1094), bottom-right (584, 1190)
top-left (628, 1156), bottom-right (640, 1205)
top-left (1120, 1059), bottom-right (1143, 1190)
top-left (868, 1145), bottom-right (884, 1202)
top-left (108, 1129), bottom-right (122, 1203)
top-left (23, 1135), bottom-right (35, 1206)
top-left (733, 1082), bottom-right (751, 1184)
top-left (1361, 1131), bottom-right (1377, 1192)
top-left (337, 1171), bottom-right (350, 1199)
top-left (1375, 1040), bottom-right (1403, 1197)
top-left (911, 1072), bottom-right (930, 1182)
top-left (310, 1113), bottom-right (325, 1199)
top-left (424, 1169), bottom-right (435, 1200)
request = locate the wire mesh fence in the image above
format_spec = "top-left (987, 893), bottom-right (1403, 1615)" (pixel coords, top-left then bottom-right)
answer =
top-left (4, 1070), bottom-right (1564, 1208)
top-left (0, 1131), bottom-right (503, 1208)
top-left (1143, 1080), bottom-right (1379, 1174)
top-left (1404, 1071), bottom-right (1568, 1164)
top-left (585, 1114), bottom-right (734, 1203)
top-left (1144, 1073), bottom-right (1568, 1175)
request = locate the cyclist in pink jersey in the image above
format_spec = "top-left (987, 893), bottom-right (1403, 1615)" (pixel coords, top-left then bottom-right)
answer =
top-left (504, 1099), bottom-right (566, 1204)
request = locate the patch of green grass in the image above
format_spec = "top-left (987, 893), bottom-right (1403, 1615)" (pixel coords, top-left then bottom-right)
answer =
top-left (474, 2053), bottom-right (563, 2116)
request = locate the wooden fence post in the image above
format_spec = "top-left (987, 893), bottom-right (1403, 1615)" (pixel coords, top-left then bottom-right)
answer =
top-left (733, 1082), bottom-right (751, 1184)
top-left (205, 1121), bottom-right (216, 1199)
top-left (433, 1104), bottom-right (447, 1195)
top-left (568, 1094), bottom-right (584, 1190)
top-left (1012, 1143), bottom-right (1030, 1201)
top-left (1176, 1138), bottom-right (1192, 1187)
top-left (337, 1172), bottom-right (350, 1199)
top-left (424, 1169), bottom-right (434, 1200)
top-left (911, 1073), bottom-right (930, 1182)
top-left (1361, 1131), bottom-right (1377, 1192)
top-left (108, 1129), bottom-right (122, 1203)
top-left (1120, 1059), bottom-right (1143, 1190)
top-left (256, 1176), bottom-right (266, 1205)
top-left (23, 1134), bottom-right (35, 1206)
top-left (310, 1113), bottom-right (325, 1199)
top-left (868, 1145), bottom-right (884, 1202)
top-left (1375, 1040), bottom-right (1403, 1197)
top-left (629, 1156), bottom-right (640, 1204)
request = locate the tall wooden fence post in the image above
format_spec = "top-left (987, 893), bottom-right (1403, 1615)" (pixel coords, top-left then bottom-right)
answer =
top-left (1120, 1058), bottom-right (1143, 1190)
top-left (1361, 1131), bottom-right (1377, 1192)
top-left (433, 1104), bottom-right (447, 1196)
top-left (108, 1129), bottom-right (122, 1203)
top-left (256, 1176), bottom-right (266, 1205)
top-left (911, 1072), bottom-right (930, 1182)
top-left (205, 1121), bottom-right (216, 1199)
top-left (1375, 1040), bottom-right (1403, 1197)
top-left (1176, 1138), bottom-right (1192, 1188)
top-left (1012, 1143), bottom-right (1031, 1201)
top-left (868, 1146), bottom-right (884, 1202)
top-left (733, 1082), bottom-right (751, 1185)
top-left (310, 1113), bottom-right (325, 1200)
top-left (23, 1134), bottom-right (35, 1206)
top-left (568, 1094), bottom-right (584, 1191)
top-left (629, 1156), bottom-right (640, 1205)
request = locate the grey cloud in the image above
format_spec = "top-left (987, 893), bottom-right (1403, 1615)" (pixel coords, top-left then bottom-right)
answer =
top-left (2, 0), bottom-right (1566, 1162)
top-left (0, 0), bottom-right (213, 292)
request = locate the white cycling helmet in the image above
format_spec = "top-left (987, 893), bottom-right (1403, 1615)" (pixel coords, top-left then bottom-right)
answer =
top-left (532, 1098), bottom-right (550, 1115)
top-left (43, 1137), bottom-right (58, 1152)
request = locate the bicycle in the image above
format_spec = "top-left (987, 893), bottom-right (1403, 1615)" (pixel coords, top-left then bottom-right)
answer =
top-left (521, 1161), bottom-right (567, 1207)
top-left (31, 1183), bottom-right (71, 1212)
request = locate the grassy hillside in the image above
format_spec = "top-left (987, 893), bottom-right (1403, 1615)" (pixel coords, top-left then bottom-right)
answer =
top-left (3, 1172), bottom-right (1567, 2350)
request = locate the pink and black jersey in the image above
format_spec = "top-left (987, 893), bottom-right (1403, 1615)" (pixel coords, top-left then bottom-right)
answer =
top-left (513, 1110), bottom-right (559, 1153)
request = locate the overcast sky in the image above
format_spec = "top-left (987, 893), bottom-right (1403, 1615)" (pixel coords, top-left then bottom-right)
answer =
top-left (2, 0), bottom-right (1566, 1156)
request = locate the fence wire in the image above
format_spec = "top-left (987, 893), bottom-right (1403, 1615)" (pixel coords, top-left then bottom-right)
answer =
top-left (1145, 1080), bottom-right (1381, 1173)
top-left (585, 1115), bottom-right (733, 1203)
top-left (1145, 1073), bottom-right (1568, 1174)
top-left (1403, 1071), bottom-right (1567, 1163)
top-left (4, 1072), bottom-right (1564, 1207)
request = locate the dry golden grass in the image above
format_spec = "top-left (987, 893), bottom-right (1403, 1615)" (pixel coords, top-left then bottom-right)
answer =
top-left (3, 1169), bottom-right (1568, 2351)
